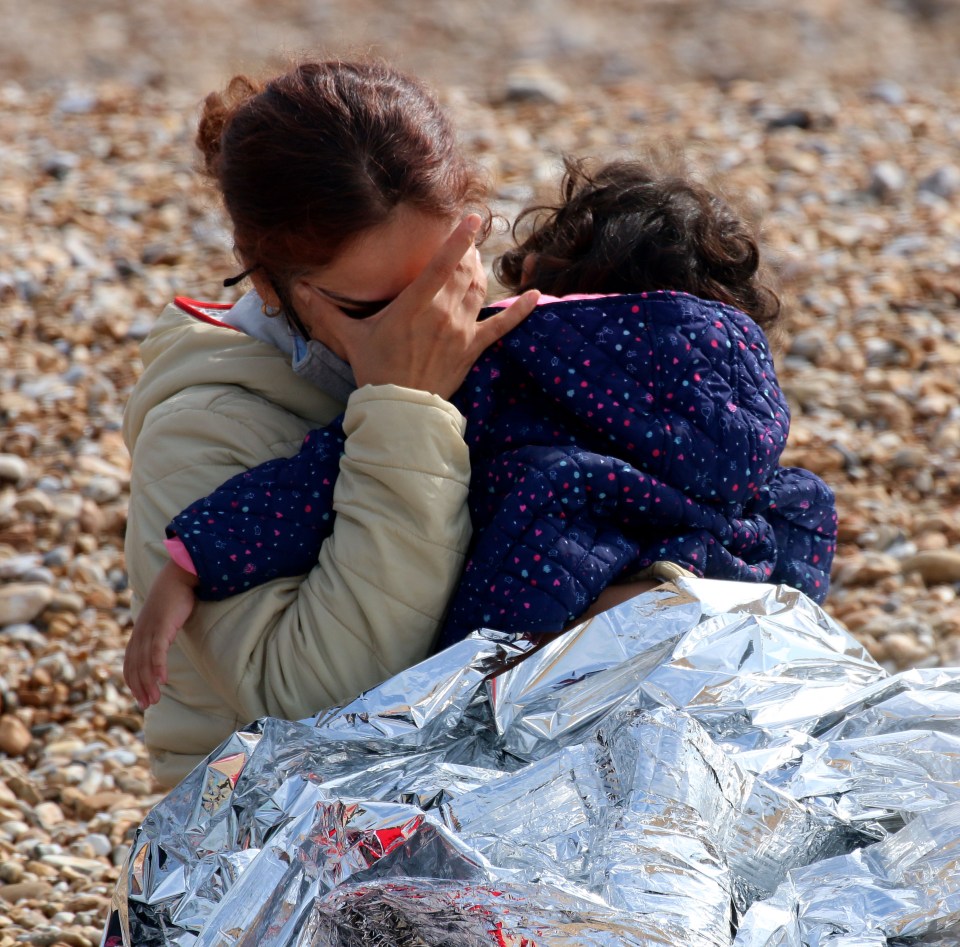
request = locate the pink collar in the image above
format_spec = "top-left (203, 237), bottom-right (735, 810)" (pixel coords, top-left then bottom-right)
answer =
top-left (489, 293), bottom-right (617, 308)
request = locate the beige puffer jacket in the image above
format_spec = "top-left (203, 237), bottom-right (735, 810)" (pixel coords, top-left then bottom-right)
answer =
top-left (123, 302), bottom-right (472, 787)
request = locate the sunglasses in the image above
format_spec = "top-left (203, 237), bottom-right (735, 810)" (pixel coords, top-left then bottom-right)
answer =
top-left (309, 287), bottom-right (394, 321)
top-left (224, 267), bottom-right (391, 340)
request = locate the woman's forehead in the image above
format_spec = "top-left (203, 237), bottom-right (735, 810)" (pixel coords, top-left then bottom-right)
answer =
top-left (309, 207), bottom-right (458, 299)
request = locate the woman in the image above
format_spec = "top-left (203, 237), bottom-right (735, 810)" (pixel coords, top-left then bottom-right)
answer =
top-left (122, 59), bottom-right (539, 787)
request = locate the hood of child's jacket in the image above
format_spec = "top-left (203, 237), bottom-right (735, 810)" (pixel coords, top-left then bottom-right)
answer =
top-left (465, 291), bottom-right (790, 506)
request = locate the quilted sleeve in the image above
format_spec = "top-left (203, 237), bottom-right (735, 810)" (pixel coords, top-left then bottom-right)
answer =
top-left (166, 418), bottom-right (346, 600)
top-left (747, 466), bottom-right (838, 603)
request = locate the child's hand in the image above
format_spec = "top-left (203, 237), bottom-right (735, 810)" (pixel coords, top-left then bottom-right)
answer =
top-left (124, 560), bottom-right (199, 710)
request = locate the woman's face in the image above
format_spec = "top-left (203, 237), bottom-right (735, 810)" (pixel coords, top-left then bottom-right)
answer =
top-left (288, 206), bottom-right (462, 360)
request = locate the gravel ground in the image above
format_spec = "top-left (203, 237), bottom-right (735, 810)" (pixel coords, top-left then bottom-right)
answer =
top-left (1, 2), bottom-right (959, 943)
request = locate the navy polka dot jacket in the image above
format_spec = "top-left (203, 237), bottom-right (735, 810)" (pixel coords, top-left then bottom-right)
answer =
top-left (168, 291), bottom-right (837, 647)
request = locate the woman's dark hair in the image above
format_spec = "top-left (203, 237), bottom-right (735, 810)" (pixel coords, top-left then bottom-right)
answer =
top-left (496, 154), bottom-right (782, 335)
top-left (197, 59), bottom-right (488, 295)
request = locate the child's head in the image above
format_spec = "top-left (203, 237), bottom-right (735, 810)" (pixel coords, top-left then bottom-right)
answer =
top-left (496, 153), bottom-right (781, 334)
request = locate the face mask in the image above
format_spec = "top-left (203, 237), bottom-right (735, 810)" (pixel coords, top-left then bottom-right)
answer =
top-left (292, 335), bottom-right (356, 403)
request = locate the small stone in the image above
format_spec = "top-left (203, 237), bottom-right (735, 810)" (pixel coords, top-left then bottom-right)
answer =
top-left (0, 881), bottom-right (52, 903)
top-left (40, 151), bottom-right (78, 180)
top-left (889, 448), bottom-right (928, 471)
top-left (81, 475), bottom-right (121, 504)
top-left (60, 789), bottom-right (128, 821)
top-left (501, 66), bottom-right (570, 105)
top-left (58, 932), bottom-right (95, 947)
top-left (0, 624), bottom-right (48, 651)
top-left (33, 802), bottom-right (64, 832)
top-left (787, 329), bottom-right (826, 363)
top-left (901, 550), bottom-right (960, 586)
top-left (43, 738), bottom-right (85, 757)
top-left (0, 716), bottom-right (32, 757)
top-left (56, 90), bottom-right (97, 114)
top-left (83, 834), bottom-right (112, 858)
top-left (31, 843), bottom-right (63, 859)
top-left (39, 853), bottom-right (107, 878)
top-left (1, 820), bottom-right (29, 840)
top-left (13, 491), bottom-right (54, 517)
top-left (867, 79), bottom-right (906, 105)
top-left (20, 567), bottom-right (54, 586)
top-left (869, 161), bottom-right (907, 199)
top-left (767, 148), bottom-right (819, 175)
top-left (883, 632), bottom-right (930, 668)
top-left (836, 552), bottom-right (903, 586)
top-left (918, 165), bottom-right (960, 199)
top-left (41, 547), bottom-right (72, 569)
top-left (0, 455), bottom-right (28, 484)
top-left (49, 493), bottom-right (83, 524)
top-left (44, 591), bottom-right (86, 615)
top-left (65, 894), bottom-right (107, 913)
top-left (6, 774), bottom-right (42, 805)
top-left (76, 499), bottom-right (103, 535)
top-left (140, 243), bottom-right (183, 266)
top-left (68, 557), bottom-right (107, 585)
top-left (915, 532), bottom-right (949, 552)
top-left (126, 319), bottom-right (154, 341)
top-left (84, 586), bottom-right (117, 610)
top-left (0, 584), bottom-right (53, 627)
top-left (765, 107), bottom-right (813, 130)
top-left (0, 860), bottom-right (24, 884)
top-left (0, 555), bottom-right (42, 581)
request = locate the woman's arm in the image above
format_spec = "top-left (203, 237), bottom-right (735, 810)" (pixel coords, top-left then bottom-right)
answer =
top-left (127, 382), bottom-right (473, 729)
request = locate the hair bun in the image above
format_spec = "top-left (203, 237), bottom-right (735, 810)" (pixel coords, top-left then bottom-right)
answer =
top-left (195, 75), bottom-right (263, 178)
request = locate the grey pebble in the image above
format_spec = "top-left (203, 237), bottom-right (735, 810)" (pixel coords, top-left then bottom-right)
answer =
top-left (99, 748), bottom-right (138, 767)
top-left (126, 319), bottom-right (154, 340)
top-left (56, 89), bottom-right (98, 114)
top-left (0, 554), bottom-right (43, 580)
top-left (501, 68), bottom-right (570, 105)
top-left (869, 161), bottom-right (907, 199)
top-left (787, 329), bottom-right (827, 364)
top-left (43, 546), bottom-right (73, 568)
top-left (82, 475), bottom-right (122, 504)
top-left (868, 79), bottom-right (906, 105)
top-left (40, 151), bottom-right (78, 180)
top-left (919, 165), bottom-right (960, 199)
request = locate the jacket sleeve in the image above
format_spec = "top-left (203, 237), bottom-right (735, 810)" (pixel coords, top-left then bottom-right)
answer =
top-left (746, 465), bottom-right (838, 603)
top-left (129, 384), bottom-right (472, 726)
top-left (166, 418), bottom-right (346, 599)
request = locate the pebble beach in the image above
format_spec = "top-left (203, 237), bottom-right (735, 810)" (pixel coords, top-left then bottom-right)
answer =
top-left (1, 1), bottom-right (959, 943)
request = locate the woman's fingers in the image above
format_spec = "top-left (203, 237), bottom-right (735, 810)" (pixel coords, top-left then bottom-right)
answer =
top-left (473, 290), bottom-right (541, 351)
top-left (400, 214), bottom-right (483, 311)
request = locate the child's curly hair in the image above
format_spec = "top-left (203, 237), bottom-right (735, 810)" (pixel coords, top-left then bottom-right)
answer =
top-left (496, 153), bottom-right (782, 336)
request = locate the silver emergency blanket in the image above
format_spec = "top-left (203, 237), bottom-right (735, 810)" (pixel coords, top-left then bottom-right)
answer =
top-left (103, 577), bottom-right (960, 945)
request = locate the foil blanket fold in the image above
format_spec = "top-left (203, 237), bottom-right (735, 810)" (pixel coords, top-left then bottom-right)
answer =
top-left (104, 578), bottom-right (960, 946)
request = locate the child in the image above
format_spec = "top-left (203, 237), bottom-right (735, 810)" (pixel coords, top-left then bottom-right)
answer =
top-left (124, 155), bottom-right (837, 708)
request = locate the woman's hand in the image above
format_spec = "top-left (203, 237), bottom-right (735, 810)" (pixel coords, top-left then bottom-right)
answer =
top-left (293, 215), bottom-right (540, 400)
